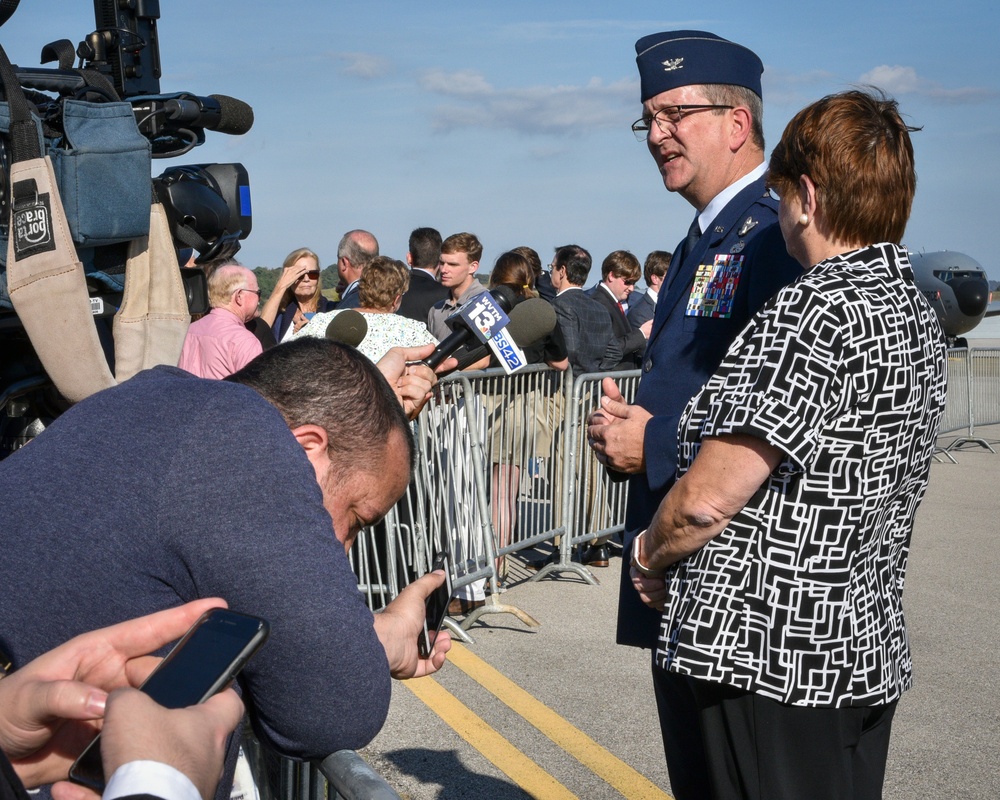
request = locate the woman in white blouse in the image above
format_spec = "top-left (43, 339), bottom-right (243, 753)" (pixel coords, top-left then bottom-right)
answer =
top-left (291, 256), bottom-right (437, 362)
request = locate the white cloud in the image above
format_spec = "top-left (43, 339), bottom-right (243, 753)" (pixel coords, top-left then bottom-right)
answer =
top-left (859, 65), bottom-right (997, 104)
top-left (420, 69), bottom-right (494, 96)
top-left (418, 70), bottom-right (636, 135)
top-left (860, 65), bottom-right (921, 94)
top-left (335, 52), bottom-right (392, 80)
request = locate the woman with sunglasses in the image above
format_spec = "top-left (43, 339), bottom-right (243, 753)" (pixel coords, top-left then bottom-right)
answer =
top-left (260, 248), bottom-right (337, 343)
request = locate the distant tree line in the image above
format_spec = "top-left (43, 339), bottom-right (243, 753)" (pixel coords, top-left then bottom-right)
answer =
top-left (253, 265), bottom-right (339, 302)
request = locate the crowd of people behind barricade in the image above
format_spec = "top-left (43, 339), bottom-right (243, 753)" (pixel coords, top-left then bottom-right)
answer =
top-left (0, 25), bottom-right (950, 800)
top-left (176, 223), bottom-right (672, 583)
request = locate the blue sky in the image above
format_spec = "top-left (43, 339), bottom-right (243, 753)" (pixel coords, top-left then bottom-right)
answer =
top-left (4, 1), bottom-right (999, 279)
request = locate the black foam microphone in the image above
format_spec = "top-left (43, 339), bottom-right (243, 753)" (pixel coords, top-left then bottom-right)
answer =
top-left (162, 94), bottom-right (255, 135)
top-left (450, 297), bottom-right (558, 371)
top-left (325, 310), bottom-right (368, 348)
top-left (422, 286), bottom-right (518, 370)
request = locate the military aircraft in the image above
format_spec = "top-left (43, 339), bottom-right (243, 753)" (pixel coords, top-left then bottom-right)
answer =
top-left (910, 250), bottom-right (996, 347)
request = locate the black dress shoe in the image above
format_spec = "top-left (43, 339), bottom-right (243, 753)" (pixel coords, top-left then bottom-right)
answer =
top-left (447, 597), bottom-right (485, 615)
top-left (524, 551), bottom-right (560, 571)
top-left (583, 544), bottom-right (610, 568)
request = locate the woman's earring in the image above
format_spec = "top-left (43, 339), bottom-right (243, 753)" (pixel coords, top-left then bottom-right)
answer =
top-left (798, 213), bottom-right (809, 225)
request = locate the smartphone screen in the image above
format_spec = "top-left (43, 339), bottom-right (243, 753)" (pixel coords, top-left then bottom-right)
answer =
top-left (69, 607), bottom-right (269, 791)
top-left (418, 551), bottom-right (452, 658)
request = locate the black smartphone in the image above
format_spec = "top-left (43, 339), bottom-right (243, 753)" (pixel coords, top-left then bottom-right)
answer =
top-left (418, 551), bottom-right (452, 659)
top-left (68, 607), bottom-right (270, 791)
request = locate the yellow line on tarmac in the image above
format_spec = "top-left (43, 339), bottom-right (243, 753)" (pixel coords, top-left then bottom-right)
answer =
top-left (404, 675), bottom-right (578, 799)
top-left (446, 642), bottom-right (673, 800)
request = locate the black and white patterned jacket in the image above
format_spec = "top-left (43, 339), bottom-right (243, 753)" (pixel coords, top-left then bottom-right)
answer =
top-left (657, 243), bottom-right (948, 707)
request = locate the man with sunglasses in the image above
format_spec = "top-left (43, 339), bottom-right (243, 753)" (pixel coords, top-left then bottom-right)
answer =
top-left (589, 249), bottom-right (652, 371)
top-left (585, 31), bottom-right (801, 799)
top-left (178, 262), bottom-right (264, 379)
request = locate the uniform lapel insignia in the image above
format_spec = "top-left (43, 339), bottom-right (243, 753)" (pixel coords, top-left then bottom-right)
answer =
top-left (738, 217), bottom-right (758, 237)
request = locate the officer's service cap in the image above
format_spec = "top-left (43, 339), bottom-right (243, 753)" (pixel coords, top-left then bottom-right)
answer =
top-left (635, 30), bottom-right (763, 102)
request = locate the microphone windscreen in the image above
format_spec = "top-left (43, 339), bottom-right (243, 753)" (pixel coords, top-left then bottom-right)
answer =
top-left (508, 298), bottom-right (557, 347)
top-left (326, 310), bottom-right (368, 348)
top-left (210, 94), bottom-right (255, 135)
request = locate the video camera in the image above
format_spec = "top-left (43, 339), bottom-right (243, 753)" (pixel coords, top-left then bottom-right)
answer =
top-left (0, 0), bottom-right (255, 457)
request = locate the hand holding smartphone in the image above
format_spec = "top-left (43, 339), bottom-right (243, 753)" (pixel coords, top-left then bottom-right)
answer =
top-left (68, 607), bottom-right (269, 791)
top-left (418, 552), bottom-right (452, 659)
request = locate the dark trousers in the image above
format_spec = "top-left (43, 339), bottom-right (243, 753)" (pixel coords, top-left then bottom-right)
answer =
top-left (651, 662), bottom-right (713, 800)
top-left (690, 678), bottom-right (897, 800)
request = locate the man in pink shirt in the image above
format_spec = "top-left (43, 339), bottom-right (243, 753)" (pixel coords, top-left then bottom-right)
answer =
top-left (178, 263), bottom-right (263, 379)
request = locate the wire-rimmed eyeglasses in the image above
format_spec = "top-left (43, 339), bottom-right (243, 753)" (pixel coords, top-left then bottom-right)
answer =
top-left (631, 104), bottom-right (734, 141)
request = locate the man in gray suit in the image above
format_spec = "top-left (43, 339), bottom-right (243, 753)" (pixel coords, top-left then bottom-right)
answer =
top-left (549, 244), bottom-right (620, 568)
top-left (550, 244), bottom-right (619, 375)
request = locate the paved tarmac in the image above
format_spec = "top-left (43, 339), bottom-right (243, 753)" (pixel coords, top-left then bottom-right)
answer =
top-left (361, 427), bottom-right (1000, 799)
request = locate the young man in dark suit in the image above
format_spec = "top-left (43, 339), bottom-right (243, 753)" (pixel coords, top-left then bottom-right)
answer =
top-left (397, 227), bottom-right (449, 323)
top-left (549, 245), bottom-right (618, 375)
top-left (626, 250), bottom-right (671, 328)
top-left (589, 250), bottom-right (652, 370)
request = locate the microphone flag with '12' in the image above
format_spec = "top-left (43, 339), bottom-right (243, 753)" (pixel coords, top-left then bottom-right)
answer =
top-left (421, 286), bottom-right (517, 370)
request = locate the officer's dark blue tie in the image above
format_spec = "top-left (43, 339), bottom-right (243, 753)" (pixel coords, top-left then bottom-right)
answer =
top-left (677, 216), bottom-right (702, 265)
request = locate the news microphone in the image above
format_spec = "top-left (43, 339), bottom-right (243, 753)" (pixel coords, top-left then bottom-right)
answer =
top-left (163, 94), bottom-right (255, 136)
top-left (422, 286), bottom-right (518, 371)
top-left (451, 298), bottom-right (558, 371)
top-left (325, 310), bottom-right (368, 348)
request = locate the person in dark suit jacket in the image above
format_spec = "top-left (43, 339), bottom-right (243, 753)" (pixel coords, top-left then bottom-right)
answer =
top-left (589, 250), bottom-right (651, 370)
top-left (397, 227), bottom-right (449, 323)
top-left (626, 250), bottom-right (672, 329)
top-left (0, 600), bottom-right (243, 800)
top-left (549, 245), bottom-right (618, 375)
top-left (585, 30), bottom-right (802, 800)
top-left (334, 229), bottom-right (379, 310)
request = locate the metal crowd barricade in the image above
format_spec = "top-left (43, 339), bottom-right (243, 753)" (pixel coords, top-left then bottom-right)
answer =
top-left (940, 347), bottom-right (994, 456)
top-left (433, 371), bottom-right (540, 630)
top-left (935, 347), bottom-right (969, 462)
top-left (243, 734), bottom-right (401, 800)
top-left (967, 347), bottom-right (1000, 449)
top-left (351, 370), bottom-right (539, 634)
top-left (456, 364), bottom-right (570, 569)
top-left (529, 368), bottom-right (642, 584)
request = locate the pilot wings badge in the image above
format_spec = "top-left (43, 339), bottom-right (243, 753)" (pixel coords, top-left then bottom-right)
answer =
top-left (661, 58), bottom-right (684, 72)
top-left (738, 217), bottom-right (758, 237)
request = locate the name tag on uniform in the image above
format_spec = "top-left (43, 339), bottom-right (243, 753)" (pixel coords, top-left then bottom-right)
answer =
top-left (686, 254), bottom-right (744, 318)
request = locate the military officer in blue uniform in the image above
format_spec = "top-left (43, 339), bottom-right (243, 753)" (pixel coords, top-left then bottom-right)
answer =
top-left (587, 31), bottom-right (801, 799)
